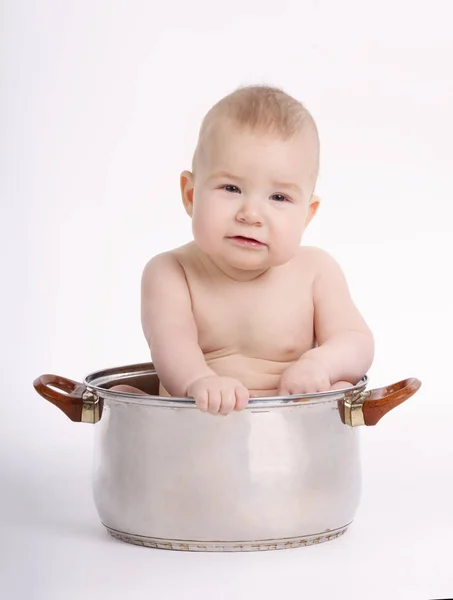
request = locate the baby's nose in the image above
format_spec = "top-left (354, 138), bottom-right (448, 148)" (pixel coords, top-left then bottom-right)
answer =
top-left (235, 199), bottom-right (263, 225)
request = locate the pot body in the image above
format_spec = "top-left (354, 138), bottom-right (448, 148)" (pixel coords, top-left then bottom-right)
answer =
top-left (89, 368), bottom-right (363, 551)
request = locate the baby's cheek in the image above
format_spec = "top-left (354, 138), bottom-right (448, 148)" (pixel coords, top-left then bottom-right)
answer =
top-left (270, 236), bottom-right (302, 265)
top-left (192, 214), bottom-right (217, 249)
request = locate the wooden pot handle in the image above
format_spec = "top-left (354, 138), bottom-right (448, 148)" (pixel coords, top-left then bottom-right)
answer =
top-left (363, 377), bottom-right (421, 426)
top-left (341, 377), bottom-right (421, 426)
top-left (33, 374), bottom-right (92, 422)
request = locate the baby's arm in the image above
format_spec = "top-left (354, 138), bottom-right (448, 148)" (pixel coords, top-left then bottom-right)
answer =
top-left (141, 253), bottom-right (249, 412)
top-left (305, 250), bottom-right (374, 384)
top-left (141, 253), bottom-right (215, 396)
top-left (278, 249), bottom-right (374, 395)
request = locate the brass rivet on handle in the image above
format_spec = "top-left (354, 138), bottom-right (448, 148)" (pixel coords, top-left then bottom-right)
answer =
top-left (343, 391), bottom-right (370, 427)
top-left (81, 389), bottom-right (101, 424)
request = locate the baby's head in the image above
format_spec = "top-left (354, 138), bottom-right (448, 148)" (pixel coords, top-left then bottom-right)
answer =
top-left (181, 85), bottom-right (321, 277)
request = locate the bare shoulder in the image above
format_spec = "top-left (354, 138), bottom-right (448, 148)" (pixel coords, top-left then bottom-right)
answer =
top-left (140, 245), bottom-right (199, 351)
top-left (296, 246), bottom-right (344, 276)
top-left (142, 243), bottom-right (194, 281)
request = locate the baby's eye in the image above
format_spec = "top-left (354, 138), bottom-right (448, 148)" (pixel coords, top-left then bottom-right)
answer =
top-left (223, 185), bottom-right (240, 193)
top-left (271, 193), bottom-right (288, 202)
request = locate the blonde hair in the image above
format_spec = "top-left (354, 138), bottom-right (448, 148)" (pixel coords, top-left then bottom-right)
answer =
top-left (192, 85), bottom-right (319, 174)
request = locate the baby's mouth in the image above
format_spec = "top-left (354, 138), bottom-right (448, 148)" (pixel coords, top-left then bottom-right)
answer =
top-left (228, 235), bottom-right (266, 247)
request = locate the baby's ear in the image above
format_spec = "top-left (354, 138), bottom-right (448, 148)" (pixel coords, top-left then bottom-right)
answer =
top-left (180, 171), bottom-right (195, 217)
top-left (305, 194), bottom-right (320, 226)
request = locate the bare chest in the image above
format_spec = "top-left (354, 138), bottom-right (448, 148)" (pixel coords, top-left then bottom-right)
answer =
top-left (187, 272), bottom-right (315, 362)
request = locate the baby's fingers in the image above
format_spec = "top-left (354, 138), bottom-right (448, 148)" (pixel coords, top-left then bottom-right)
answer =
top-left (330, 381), bottom-right (353, 391)
top-left (234, 386), bottom-right (250, 411)
top-left (219, 389), bottom-right (237, 415)
top-left (277, 384), bottom-right (291, 396)
top-left (195, 390), bottom-right (209, 412)
top-left (207, 390), bottom-right (222, 414)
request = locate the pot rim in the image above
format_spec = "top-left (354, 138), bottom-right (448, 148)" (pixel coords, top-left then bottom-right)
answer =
top-left (84, 361), bottom-right (368, 409)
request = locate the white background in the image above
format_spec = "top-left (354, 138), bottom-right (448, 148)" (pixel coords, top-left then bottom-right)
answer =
top-left (1, 0), bottom-right (453, 598)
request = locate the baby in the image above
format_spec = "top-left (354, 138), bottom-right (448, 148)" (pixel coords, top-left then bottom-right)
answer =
top-left (115, 85), bottom-right (374, 414)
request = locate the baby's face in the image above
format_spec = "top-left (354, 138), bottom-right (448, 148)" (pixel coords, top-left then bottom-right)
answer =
top-left (183, 122), bottom-right (319, 275)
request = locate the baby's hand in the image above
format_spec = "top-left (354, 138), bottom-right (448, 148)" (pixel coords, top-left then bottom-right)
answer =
top-left (278, 357), bottom-right (331, 396)
top-left (187, 376), bottom-right (250, 415)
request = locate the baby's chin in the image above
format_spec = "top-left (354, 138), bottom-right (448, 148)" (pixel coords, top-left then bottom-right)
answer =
top-left (193, 239), bottom-right (296, 274)
top-left (224, 252), bottom-right (294, 271)
top-left (198, 252), bottom-right (268, 279)
top-left (217, 255), bottom-right (297, 281)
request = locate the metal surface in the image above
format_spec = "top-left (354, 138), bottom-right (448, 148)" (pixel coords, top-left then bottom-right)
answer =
top-left (104, 524), bottom-right (350, 551)
top-left (85, 361), bottom-right (367, 408)
top-left (86, 364), bottom-right (365, 551)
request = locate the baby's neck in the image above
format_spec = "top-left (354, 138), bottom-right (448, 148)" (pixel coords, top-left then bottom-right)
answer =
top-left (191, 243), bottom-right (271, 283)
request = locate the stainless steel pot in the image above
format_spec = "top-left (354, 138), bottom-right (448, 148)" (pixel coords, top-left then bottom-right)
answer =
top-left (33, 362), bottom-right (421, 552)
